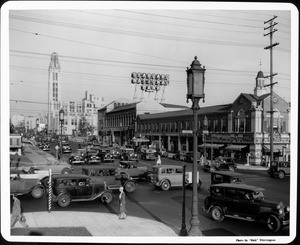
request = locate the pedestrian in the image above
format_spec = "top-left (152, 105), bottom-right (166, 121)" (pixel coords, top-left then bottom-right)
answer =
top-left (156, 155), bottom-right (161, 165)
top-left (118, 187), bottom-right (126, 220)
top-left (11, 195), bottom-right (28, 228)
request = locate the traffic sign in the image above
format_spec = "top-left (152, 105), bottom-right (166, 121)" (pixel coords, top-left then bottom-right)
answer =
top-left (202, 130), bottom-right (209, 134)
top-left (55, 145), bottom-right (59, 150)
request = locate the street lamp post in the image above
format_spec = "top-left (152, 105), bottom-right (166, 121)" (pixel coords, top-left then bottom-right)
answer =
top-left (59, 109), bottom-right (64, 157)
top-left (35, 118), bottom-right (39, 135)
top-left (179, 163), bottom-right (188, 236)
top-left (186, 56), bottom-right (206, 236)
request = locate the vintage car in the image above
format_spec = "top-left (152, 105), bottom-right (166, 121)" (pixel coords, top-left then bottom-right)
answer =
top-left (166, 152), bottom-right (177, 160)
top-left (110, 147), bottom-right (122, 159)
top-left (141, 149), bottom-right (156, 161)
top-left (203, 156), bottom-right (236, 172)
top-left (42, 144), bottom-right (50, 151)
top-left (50, 174), bottom-right (114, 207)
top-left (98, 149), bottom-right (114, 163)
top-left (84, 151), bottom-right (102, 165)
top-left (62, 145), bottom-right (72, 154)
top-left (267, 161), bottom-right (290, 179)
top-left (68, 154), bottom-right (86, 165)
top-left (35, 160), bottom-right (73, 174)
top-left (116, 161), bottom-right (148, 179)
top-left (147, 165), bottom-right (202, 191)
top-left (121, 148), bottom-right (138, 162)
top-left (10, 175), bottom-right (45, 199)
top-left (203, 183), bottom-right (289, 232)
top-left (82, 166), bottom-right (136, 193)
top-left (211, 171), bottom-right (245, 185)
top-left (10, 166), bottom-right (49, 180)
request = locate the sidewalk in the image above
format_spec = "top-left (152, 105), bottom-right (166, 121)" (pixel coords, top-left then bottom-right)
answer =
top-left (11, 211), bottom-right (178, 236)
top-left (236, 163), bottom-right (269, 171)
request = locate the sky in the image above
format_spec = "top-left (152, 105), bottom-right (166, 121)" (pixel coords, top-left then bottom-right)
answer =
top-left (2, 1), bottom-right (296, 117)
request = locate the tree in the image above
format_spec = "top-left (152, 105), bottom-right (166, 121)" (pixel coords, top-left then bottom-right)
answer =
top-left (78, 116), bottom-right (96, 137)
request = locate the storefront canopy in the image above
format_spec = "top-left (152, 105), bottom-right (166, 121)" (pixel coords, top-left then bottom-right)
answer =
top-left (263, 145), bottom-right (284, 152)
top-left (132, 137), bottom-right (150, 143)
top-left (198, 144), bottom-right (224, 149)
top-left (225, 145), bottom-right (247, 151)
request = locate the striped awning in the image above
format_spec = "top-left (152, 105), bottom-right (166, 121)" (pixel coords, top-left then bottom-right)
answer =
top-left (225, 145), bottom-right (247, 151)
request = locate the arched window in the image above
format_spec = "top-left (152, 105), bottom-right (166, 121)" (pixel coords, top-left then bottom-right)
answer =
top-left (236, 109), bottom-right (246, 132)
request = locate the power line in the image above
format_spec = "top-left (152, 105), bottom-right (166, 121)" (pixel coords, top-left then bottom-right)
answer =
top-left (10, 15), bottom-right (288, 51)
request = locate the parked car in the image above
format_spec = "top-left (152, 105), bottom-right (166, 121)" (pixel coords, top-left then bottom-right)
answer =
top-left (203, 156), bottom-right (236, 172)
top-left (84, 151), bottom-right (101, 165)
top-left (110, 147), bottom-right (122, 159)
top-left (82, 166), bottom-right (136, 193)
top-left (116, 161), bottom-right (148, 179)
top-left (10, 175), bottom-right (45, 199)
top-left (98, 149), bottom-right (114, 163)
top-left (68, 154), bottom-right (86, 165)
top-left (203, 183), bottom-right (289, 232)
top-left (166, 152), bottom-right (177, 160)
top-left (147, 165), bottom-right (202, 191)
top-left (121, 148), bottom-right (138, 162)
top-left (62, 145), bottom-right (72, 154)
top-left (267, 161), bottom-right (290, 179)
top-left (141, 149), bottom-right (156, 161)
top-left (211, 171), bottom-right (245, 185)
top-left (42, 144), bottom-right (50, 151)
top-left (49, 174), bottom-right (114, 207)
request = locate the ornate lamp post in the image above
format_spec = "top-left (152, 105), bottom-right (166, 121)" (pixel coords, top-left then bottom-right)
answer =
top-left (59, 109), bottom-right (64, 157)
top-left (186, 56), bottom-right (206, 236)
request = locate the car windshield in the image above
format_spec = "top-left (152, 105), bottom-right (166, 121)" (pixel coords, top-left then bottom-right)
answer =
top-left (251, 191), bottom-right (265, 200)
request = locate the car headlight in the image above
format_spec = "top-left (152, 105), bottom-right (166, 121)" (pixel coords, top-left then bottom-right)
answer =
top-left (285, 206), bottom-right (290, 212)
top-left (278, 209), bottom-right (283, 215)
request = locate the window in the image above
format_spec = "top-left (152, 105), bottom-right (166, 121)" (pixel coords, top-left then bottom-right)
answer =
top-left (212, 187), bottom-right (223, 197)
top-left (166, 168), bottom-right (174, 174)
top-left (175, 168), bottom-right (183, 173)
top-left (224, 188), bottom-right (236, 199)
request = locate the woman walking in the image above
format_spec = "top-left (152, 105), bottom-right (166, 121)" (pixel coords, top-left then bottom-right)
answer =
top-left (11, 195), bottom-right (28, 228)
top-left (118, 187), bottom-right (126, 220)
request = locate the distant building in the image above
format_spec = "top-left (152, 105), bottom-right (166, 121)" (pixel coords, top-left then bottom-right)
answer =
top-left (136, 70), bottom-right (290, 165)
top-left (47, 52), bottom-right (105, 136)
top-left (98, 97), bottom-right (188, 146)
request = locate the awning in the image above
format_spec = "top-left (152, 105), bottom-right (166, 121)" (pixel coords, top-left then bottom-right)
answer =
top-left (225, 145), bottom-right (247, 151)
top-left (263, 145), bottom-right (284, 152)
top-left (132, 137), bottom-right (150, 143)
top-left (198, 144), bottom-right (224, 149)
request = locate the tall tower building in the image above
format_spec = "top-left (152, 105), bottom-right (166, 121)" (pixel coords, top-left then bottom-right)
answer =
top-left (254, 70), bottom-right (267, 96)
top-left (48, 52), bottom-right (62, 132)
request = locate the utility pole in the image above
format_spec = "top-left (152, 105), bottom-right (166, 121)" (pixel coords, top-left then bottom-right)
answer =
top-left (264, 15), bottom-right (279, 163)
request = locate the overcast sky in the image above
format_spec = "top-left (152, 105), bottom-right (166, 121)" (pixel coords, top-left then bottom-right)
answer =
top-left (2, 2), bottom-right (296, 117)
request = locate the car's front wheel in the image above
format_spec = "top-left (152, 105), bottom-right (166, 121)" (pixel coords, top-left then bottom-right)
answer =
top-left (124, 181), bottom-right (136, 193)
top-left (31, 186), bottom-right (44, 199)
top-left (211, 206), bottom-right (224, 222)
top-left (57, 194), bottom-right (71, 207)
top-left (266, 214), bottom-right (281, 232)
top-left (161, 180), bottom-right (170, 191)
top-left (100, 191), bottom-right (113, 204)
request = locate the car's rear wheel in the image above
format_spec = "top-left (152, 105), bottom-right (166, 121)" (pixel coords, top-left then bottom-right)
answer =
top-left (57, 194), bottom-right (71, 207)
top-left (211, 206), bottom-right (224, 222)
top-left (124, 181), bottom-right (136, 193)
top-left (266, 214), bottom-right (281, 232)
top-left (61, 168), bottom-right (71, 174)
top-left (100, 191), bottom-right (113, 204)
top-left (278, 171), bottom-right (285, 179)
top-left (161, 180), bottom-right (170, 191)
top-left (31, 186), bottom-right (44, 199)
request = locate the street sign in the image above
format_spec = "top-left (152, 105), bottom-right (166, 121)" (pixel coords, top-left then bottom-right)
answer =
top-left (182, 130), bottom-right (193, 134)
top-left (202, 130), bottom-right (209, 134)
top-left (55, 145), bottom-right (59, 151)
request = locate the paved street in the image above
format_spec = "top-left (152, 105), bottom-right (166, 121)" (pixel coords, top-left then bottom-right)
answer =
top-left (14, 142), bottom-right (290, 237)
